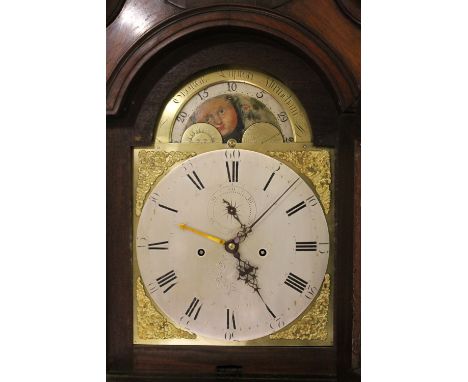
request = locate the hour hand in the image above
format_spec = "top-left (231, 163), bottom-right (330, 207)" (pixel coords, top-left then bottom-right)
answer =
top-left (178, 223), bottom-right (226, 245)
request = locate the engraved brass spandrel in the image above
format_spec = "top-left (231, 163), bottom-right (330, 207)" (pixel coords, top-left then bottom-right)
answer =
top-left (268, 150), bottom-right (331, 214)
top-left (135, 150), bottom-right (196, 216)
top-left (136, 277), bottom-right (196, 340)
top-left (269, 274), bottom-right (331, 341)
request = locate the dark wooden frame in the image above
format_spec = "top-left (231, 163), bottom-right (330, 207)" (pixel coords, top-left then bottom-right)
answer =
top-left (107, 2), bottom-right (360, 381)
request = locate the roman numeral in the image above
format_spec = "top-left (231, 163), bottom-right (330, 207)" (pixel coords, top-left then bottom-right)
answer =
top-left (263, 172), bottom-right (276, 191)
top-left (158, 204), bottom-right (178, 213)
top-left (148, 241), bottom-right (169, 250)
top-left (149, 270), bottom-right (177, 294)
top-left (226, 309), bottom-right (237, 330)
top-left (187, 171), bottom-right (205, 190)
top-left (185, 297), bottom-right (202, 320)
top-left (296, 241), bottom-right (317, 251)
top-left (284, 272), bottom-right (308, 294)
top-left (226, 161), bottom-right (239, 182)
top-left (286, 201), bottom-right (306, 216)
top-left (156, 270), bottom-right (177, 288)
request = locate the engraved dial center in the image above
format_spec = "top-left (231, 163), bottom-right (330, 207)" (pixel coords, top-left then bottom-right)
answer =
top-left (208, 185), bottom-right (257, 234)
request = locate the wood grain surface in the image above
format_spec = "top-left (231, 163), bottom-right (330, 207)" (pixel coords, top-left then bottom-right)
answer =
top-left (107, 0), bottom-right (360, 380)
top-left (106, 0), bottom-right (360, 115)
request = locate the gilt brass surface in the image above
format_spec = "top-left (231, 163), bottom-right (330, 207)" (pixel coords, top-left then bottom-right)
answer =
top-left (181, 123), bottom-right (222, 143)
top-left (242, 122), bottom-right (284, 144)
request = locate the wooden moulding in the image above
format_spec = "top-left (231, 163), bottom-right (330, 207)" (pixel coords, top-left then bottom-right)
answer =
top-left (106, 1), bottom-right (360, 380)
top-left (106, 5), bottom-right (360, 116)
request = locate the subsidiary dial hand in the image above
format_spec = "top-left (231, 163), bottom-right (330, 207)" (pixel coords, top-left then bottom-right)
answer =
top-left (178, 223), bottom-right (226, 245)
top-left (222, 199), bottom-right (244, 227)
top-left (222, 199), bottom-right (251, 241)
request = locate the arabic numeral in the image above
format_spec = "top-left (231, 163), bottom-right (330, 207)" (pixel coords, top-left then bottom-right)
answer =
top-left (198, 89), bottom-right (209, 100)
top-left (176, 111), bottom-right (187, 123)
top-left (277, 112), bottom-right (288, 123)
top-left (227, 82), bottom-right (237, 92)
top-left (305, 285), bottom-right (319, 300)
top-left (270, 317), bottom-right (285, 330)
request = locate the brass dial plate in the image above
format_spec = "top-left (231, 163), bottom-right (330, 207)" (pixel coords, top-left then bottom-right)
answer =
top-left (133, 142), bottom-right (334, 346)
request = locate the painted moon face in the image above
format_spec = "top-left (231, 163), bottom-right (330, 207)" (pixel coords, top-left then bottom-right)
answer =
top-left (171, 83), bottom-right (293, 143)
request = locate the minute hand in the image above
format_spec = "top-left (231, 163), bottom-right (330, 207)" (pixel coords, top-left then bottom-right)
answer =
top-left (248, 177), bottom-right (300, 231)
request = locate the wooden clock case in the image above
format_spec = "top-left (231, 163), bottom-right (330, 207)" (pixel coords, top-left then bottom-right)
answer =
top-left (107, 1), bottom-right (360, 381)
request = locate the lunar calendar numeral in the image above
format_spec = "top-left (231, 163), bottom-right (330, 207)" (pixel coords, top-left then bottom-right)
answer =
top-left (149, 270), bottom-right (177, 294)
top-left (286, 201), bottom-right (306, 216)
top-left (187, 171), bottom-right (205, 190)
top-left (226, 161), bottom-right (239, 182)
top-left (227, 82), bottom-right (237, 92)
top-left (148, 241), bottom-right (169, 250)
top-left (176, 111), bottom-right (187, 123)
top-left (277, 112), bottom-right (289, 122)
top-left (296, 241), bottom-right (317, 251)
top-left (284, 272), bottom-right (308, 294)
top-left (198, 89), bottom-right (209, 100)
top-left (185, 297), bottom-right (202, 320)
top-left (226, 309), bottom-right (237, 330)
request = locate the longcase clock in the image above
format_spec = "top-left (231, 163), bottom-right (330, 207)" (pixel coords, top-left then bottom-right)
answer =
top-left (107, 1), bottom-right (360, 381)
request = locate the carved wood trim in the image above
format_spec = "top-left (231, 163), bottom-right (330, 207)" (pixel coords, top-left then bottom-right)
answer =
top-left (106, 7), bottom-right (359, 115)
top-left (167, 0), bottom-right (291, 9)
top-left (335, 0), bottom-right (361, 25)
top-left (106, 0), bottom-right (127, 26)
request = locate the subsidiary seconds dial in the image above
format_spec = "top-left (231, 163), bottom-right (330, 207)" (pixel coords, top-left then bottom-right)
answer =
top-left (136, 149), bottom-right (329, 341)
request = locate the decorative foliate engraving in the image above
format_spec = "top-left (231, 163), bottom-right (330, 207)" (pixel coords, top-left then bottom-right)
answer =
top-left (268, 150), bottom-right (331, 214)
top-left (136, 277), bottom-right (196, 340)
top-left (135, 150), bottom-right (196, 216)
top-left (269, 274), bottom-right (331, 341)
